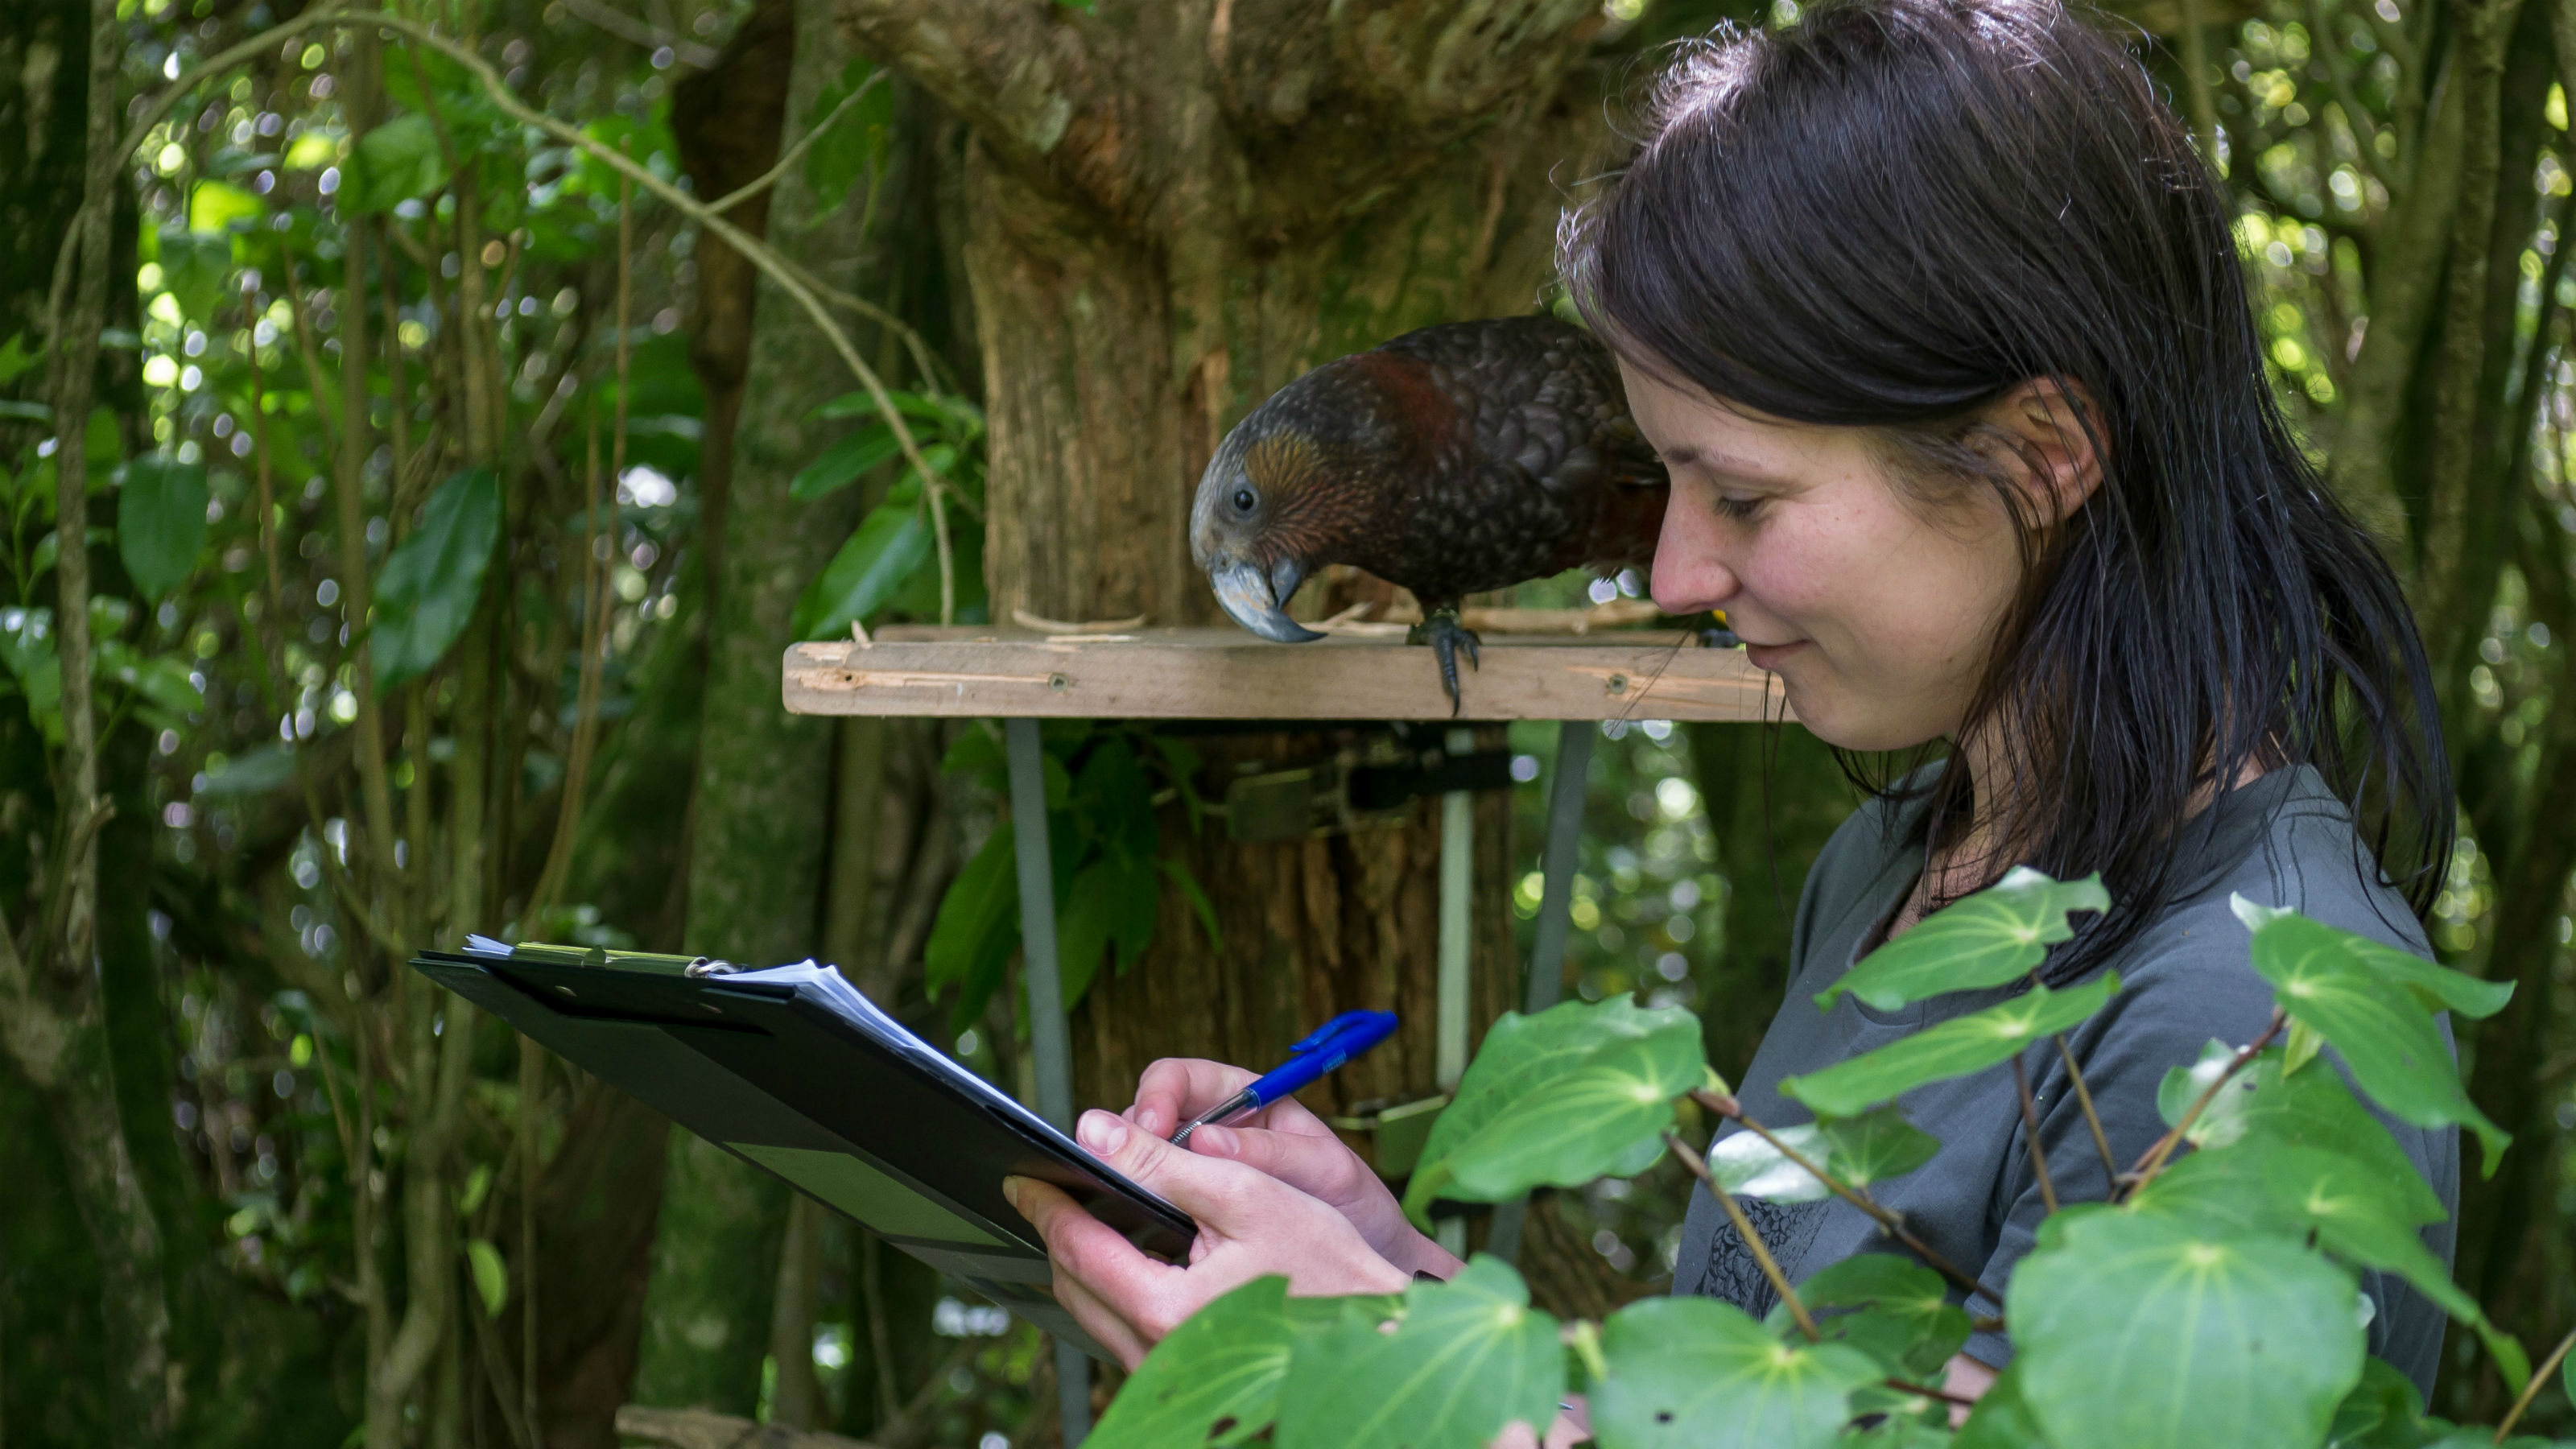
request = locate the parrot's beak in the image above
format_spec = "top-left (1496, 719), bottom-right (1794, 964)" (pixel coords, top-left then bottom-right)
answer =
top-left (1208, 556), bottom-right (1323, 643)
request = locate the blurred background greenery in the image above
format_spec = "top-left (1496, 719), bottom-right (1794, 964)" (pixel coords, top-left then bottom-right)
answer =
top-left (2, 0), bottom-right (2569, 1443)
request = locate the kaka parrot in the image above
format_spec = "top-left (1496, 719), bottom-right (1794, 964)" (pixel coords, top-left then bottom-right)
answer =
top-left (1191, 315), bottom-right (1670, 711)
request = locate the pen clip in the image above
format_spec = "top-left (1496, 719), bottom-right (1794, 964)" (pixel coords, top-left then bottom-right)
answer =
top-left (1287, 1010), bottom-right (1374, 1055)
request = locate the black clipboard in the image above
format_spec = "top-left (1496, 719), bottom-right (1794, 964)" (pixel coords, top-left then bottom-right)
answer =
top-left (409, 943), bottom-right (1195, 1359)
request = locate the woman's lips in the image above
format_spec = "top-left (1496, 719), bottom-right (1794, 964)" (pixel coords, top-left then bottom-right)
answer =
top-left (1743, 639), bottom-right (1806, 671)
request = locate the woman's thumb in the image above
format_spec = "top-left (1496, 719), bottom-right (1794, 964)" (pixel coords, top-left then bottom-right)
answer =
top-left (1075, 1109), bottom-right (1256, 1222)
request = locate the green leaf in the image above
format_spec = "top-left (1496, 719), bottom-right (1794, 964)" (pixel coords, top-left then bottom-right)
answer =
top-left (196, 744), bottom-right (299, 797)
top-left (790, 426), bottom-right (905, 501)
top-left (1781, 974), bottom-right (2120, 1119)
top-left (2235, 898), bottom-right (2510, 1175)
top-left (1819, 869), bottom-right (2110, 1011)
top-left (1274, 1256), bottom-right (1562, 1449)
top-left (373, 467), bottom-right (501, 691)
top-left (1402, 996), bottom-right (1703, 1228)
top-left (1591, 1295), bottom-right (1878, 1449)
top-left (2131, 1141), bottom-right (2471, 1323)
top-left (1708, 1125), bottom-right (1834, 1203)
top-left (188, 178), bottom-right (262, 234)
top-left (116, 456), bottom-right (208, 601)
top-left (1814, 1107), bottom-right (1942, 1187)
top-left (2323, 1356), bottom-right (2426, 1449)
top-left (925, 824), bottom-right (1019, 1034)
top-left (791, 497), bottom-right (931, 640)
top-left (1951, 1364), bottom-right (2049, 1449)
top-left (1768, 1255), bottom-right (1971, 1381)
top-left (1160, 858), bottom-right (1223, 951)
top-left (1051, 859), bottom-right (1118, 1011)
top-left (2008, 1208), bottom-right (2364, 1449)
top-left (0, 607), bottom-right (63, 741)
top-left (464, 1238), bottom-right (508, 1317)
top-left (1107, 848), bottom-right (1159, 974)
top-left (802, 59), bottom-right (895, 211)
top-left (341, 114), bottom-right (452, 215)
top-left (155, 228), bottom-right (236, 325)
top-left (1088, 1275), bottom-right (1292, 1448)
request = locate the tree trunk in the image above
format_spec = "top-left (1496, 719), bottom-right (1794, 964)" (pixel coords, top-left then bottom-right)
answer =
top-left (638, 0), bottom-right (914, 1410)
top-left (843, 0), bottom-right (1638, 1311)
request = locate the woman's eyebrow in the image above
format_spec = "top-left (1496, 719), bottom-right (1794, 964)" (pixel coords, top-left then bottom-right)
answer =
top-left (1657, 443), bottom-right (1777, 480)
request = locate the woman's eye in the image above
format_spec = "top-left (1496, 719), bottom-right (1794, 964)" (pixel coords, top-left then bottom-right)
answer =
top-left (1232, 488), bottom-right (1257, 513)
top-left (1711, 494), bottom-right (1762, 521)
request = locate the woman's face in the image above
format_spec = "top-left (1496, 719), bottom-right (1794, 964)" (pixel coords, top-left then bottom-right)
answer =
top-left (1620, 360), bottom-right (2027, 753)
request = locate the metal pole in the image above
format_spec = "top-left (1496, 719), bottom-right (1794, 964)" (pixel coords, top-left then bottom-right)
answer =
top-left (1434, 728), bottom-right (1476, 1259)
top-left (1004, 717), bottom-right (1090, 1446)
top-left (1488, 720), bottom-right (1593, 1265)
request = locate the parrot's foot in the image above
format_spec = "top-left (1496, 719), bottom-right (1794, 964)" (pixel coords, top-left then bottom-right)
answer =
top-left (1407, 608), bottom-right (1482, 716)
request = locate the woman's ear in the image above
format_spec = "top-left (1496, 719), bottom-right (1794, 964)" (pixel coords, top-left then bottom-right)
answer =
top-left (1980, 377), bottom-right (2105, 522)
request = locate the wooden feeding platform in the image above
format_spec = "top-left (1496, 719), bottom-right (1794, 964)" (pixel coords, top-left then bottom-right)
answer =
top-left (780, 624), bottom-right (1790, 723)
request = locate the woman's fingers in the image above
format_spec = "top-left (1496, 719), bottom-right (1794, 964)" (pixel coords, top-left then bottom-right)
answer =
top-left (1047, 1264), bottom-right (1153, 1370)
top-left (1128, 1058), bottom-right (1257, 1140)
top-left (1127, 1057), bottom-right (1344, 1143)
top-left (1187, 1122), bottom-right (1373, 1204)
top-left (1005, 1174), bottom-right (1191, 1350)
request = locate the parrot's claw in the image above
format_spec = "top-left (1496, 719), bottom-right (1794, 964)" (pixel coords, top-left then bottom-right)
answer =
top-left (1407, 608), bottom-right (1482, 716)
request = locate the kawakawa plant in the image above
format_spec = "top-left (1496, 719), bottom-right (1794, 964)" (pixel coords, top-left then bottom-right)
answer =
top-left (1080, 871), bottom-right (2576, 1449)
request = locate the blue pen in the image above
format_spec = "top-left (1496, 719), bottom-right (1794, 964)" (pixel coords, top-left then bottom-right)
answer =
top-left (1168, 1010), bottom-right (1399, 1146)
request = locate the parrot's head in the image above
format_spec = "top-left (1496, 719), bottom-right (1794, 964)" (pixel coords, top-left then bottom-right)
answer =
top-left (1192, 353), bottom-right (1440, 642)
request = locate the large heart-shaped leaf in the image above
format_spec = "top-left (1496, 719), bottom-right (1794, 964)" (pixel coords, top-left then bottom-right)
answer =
top-left (1274, 1256), bottom-right (1562, 1449)
top-left (2235, 898), bottom-right (2509, 1174)
top-left (2322, 1356), bottom-right (2426, 1449)
top-left (1403, 996), bottom-right (1702, 1228)
top-left (1591, 1295), bottom-right (1878, 1449)
top-left (2132, 1141), bottom-right (2465, 1317)
top-left (1781, 975), bottom-right (2119, 1119)
top-left (1819, 869), bottom-right (2110, 1011)
top-left (373, 466), bottom-right (501, 690)
top-left (2158, 1046), bottom-right (2443, 1223)
top-left (792, 493), bottom-right (932, 640)
top-left (1951, 1364), bottom-right (2048, 1449)
top-left (1088, 1276), bottom-right (1292, 1448)
top-left (1767, 1255), bottom-right (1970, 1380)
top-left (1707, 1107), bottom-right (1940, 1205)
top-left (2009, 1208), bottom-right (2363, 1449)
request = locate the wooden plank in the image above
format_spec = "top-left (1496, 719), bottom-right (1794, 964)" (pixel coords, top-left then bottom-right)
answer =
top-left (781, 627), bottom-right (1794, 722)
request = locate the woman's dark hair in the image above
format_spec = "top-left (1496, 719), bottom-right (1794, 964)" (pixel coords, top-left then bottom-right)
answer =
top-left (1558, 0), bottom-right (2453, 981)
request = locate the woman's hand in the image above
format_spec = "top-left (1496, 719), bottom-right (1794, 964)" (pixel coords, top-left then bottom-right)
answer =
top-left (1123, 1057), bottom-right (1463, 1280)
top-left (1005, 1109), bottom-right (1414, 1369)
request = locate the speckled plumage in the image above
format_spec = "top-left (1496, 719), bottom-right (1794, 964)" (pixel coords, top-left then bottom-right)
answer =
top-left (1192, 315), bottom-right (1669, 620)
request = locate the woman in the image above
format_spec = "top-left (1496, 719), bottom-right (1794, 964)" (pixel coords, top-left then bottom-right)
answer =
top-left (1003, 0), bottom-right (2460, 1418)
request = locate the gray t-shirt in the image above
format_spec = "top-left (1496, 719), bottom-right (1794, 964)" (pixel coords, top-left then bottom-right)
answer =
top-left (1672, 764), bottom-right (2458, 1397)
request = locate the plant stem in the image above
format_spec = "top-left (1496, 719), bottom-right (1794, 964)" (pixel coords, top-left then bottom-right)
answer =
top-left (2011, 1054), bottom-right (2059, 1214)
top-left (703, 69), bottom-right (887, 214)
top-left (1664, 1129), bottom-right (1819, 1342)
top-left (2120, 1008), bottom-right (2287, 1198)
top-left (1689, 1088), bottom-right (1992, 1305)
top-left (2492, 1323), bottom-right (2575, 1443)
top-left (2052, 1034), bottom-right (2118, 1195)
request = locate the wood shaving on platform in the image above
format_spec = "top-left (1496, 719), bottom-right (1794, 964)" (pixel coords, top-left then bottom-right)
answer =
top-left (1310, 598), bottom-right (1666, 636)
top-left (1010, 606), bottom-right (1149, 634)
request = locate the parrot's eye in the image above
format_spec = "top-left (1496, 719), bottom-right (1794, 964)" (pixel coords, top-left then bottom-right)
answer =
top-left (1231, 487), bottom-right (1257, 514)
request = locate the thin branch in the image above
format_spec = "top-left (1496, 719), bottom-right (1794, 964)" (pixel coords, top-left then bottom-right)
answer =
top-left (2052, 1035), bottom-right (2119, 1196)
top-left (2306, 0), bottom-right (2394, 197)
top-left (1665, 1129), bottom-right (1820, 1342)
top-left (2120, 1009), bottom-right (2288, 1198)
top-left (1689, 1089), bottom-right (1992, 1304)
top-left (2493, 1323), bottom-right (2576, 1442)
top-left (704, 68), bottom-right (886, 215)
top-left (552, 0), bottom-right (720, 69)
top-left (2011, 1054), bottom-right (2059, 1215)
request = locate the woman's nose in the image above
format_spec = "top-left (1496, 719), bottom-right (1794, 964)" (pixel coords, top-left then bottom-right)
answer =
top-left (1649, 498), bottom-right (1740, 616)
